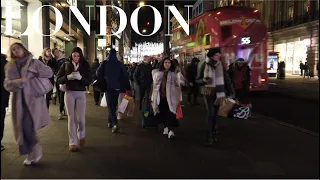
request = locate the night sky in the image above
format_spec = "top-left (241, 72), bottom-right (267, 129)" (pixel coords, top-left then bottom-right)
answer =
top-left (128, 0), bottom-right (195, 45)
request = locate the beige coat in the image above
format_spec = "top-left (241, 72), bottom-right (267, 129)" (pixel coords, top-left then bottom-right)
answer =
top-left (4, 55), bottom-right (53, 146)
top-left (151, 69), bottom-right (181, 115)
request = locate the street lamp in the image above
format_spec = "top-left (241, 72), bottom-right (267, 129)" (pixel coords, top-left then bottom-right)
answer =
top-left (139, 1), bottom-right (145, 7)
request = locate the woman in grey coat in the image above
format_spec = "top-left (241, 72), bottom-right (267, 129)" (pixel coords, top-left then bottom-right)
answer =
top-left (4, 43), bottom-right (53, 165)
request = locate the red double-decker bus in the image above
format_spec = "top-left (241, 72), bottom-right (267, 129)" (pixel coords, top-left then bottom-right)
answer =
top-left (171, 6), bottom-right (268, 91)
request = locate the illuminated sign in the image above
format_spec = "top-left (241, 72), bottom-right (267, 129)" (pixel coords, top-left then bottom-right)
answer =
top-left (98, 39), bottom-right (106, 47)
top-left (241, 37), bottom-right (251, 45)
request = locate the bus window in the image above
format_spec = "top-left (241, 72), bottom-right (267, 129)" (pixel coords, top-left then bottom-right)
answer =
top-left (205, 34), bottom-right (211, 45)
top-left (190, 24), bottom-right (195, 35)
top-left (221, 26), bottom-right (232, 42)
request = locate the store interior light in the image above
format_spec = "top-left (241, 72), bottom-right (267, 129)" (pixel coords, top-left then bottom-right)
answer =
top-left (304, 38), bottom-right (311, 46)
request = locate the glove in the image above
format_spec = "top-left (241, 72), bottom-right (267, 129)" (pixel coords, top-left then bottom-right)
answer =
top-left (73, 73), bottom-right (82, 80)
top-left (67, 74), bottom-right (75, 80)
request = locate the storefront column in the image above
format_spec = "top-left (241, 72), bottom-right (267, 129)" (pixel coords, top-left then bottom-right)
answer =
top-left (20, 5), bottom-right (28, 48)
top-left (306, 22), bottom-right (319, 76)
top-left (42, 1), bottom-right (50, 49)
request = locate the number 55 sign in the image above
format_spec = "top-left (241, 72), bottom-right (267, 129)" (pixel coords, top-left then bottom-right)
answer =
top-left (241, 37), bottom-right (251, 45)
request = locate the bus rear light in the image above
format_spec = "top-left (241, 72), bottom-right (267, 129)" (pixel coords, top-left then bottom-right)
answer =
top-left (217, 12), bottom-right (221, 15)
top-left (261, 78), bottom-right (266, 82)
top-left (253, 9), bottom-right (258, 13)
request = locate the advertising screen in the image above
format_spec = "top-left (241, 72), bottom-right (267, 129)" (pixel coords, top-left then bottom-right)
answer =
top-left (267, 55), bottom-right (278, 73)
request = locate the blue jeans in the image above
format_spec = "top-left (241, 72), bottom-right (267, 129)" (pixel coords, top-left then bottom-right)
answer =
top-left (138, 85), bottom-right (151, 112)
top-left (106, 89), bottom-right (120, 126)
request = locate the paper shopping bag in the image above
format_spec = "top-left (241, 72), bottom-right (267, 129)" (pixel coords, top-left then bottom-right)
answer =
top-left (217, 98), bottom-right (235, 118)
top-left (176, 103), bottom-right (183, 120)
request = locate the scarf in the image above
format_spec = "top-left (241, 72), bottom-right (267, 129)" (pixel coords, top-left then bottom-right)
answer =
top-left (202, 57), bottom-right (225, 98)
top-left (72, 61), bottom-right (80, 71)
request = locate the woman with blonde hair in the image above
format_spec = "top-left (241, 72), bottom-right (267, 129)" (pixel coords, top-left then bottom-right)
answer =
top-left (4, 43), bottom-right (53, 165)
top-left (41, 47), bottom-right (57, 108)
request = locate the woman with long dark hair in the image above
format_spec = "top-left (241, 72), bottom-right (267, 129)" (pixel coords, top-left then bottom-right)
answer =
top-left (151, 57), bottom-right (181, 139)
top-left (56, 47), bottom-right (92, 152)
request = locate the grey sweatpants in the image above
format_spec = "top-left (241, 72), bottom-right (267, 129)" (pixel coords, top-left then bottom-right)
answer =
top-left (65, 91), bottom-right (86, 146)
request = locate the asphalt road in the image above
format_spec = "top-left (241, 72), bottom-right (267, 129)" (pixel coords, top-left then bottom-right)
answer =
top-left (247, 90), bottom-right (319, 133)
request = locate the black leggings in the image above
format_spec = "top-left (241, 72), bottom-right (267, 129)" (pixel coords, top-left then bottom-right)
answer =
top-left (158, 98), bottom-right (179, 130)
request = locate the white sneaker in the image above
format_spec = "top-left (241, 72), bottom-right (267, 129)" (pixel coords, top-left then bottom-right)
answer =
top-left (163, 127), bottom-right (169, 135)
top-left (117, 113), bottom-right (122, 120)
top-left (33, 146), bottom-right (43, 164)
top-left (168, 130), bottom-right (175, 139)
top-left (23, 154), bottom-right (33, 166)
top-left (58, 113), bottom-right (63, 120)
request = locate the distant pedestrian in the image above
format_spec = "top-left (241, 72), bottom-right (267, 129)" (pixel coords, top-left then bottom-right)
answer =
top-left (186, 57), bottom-right (200, 105)
top-left (304, 62), bottom-right (310, 78)
top-left (228, 58), bottom-right (251, 102)
top-left (41, 47), bottom-right (57, 109)
top-left (56, 47), bottom-right (92, 152)
top-left (299, 61), bottom-right (304, 76)
top-left (52, 48), bottom-right (66, 119)
top-left (1, 54), bottom-right (10, 151)
top-left (4, 43), bottom-right (53, 165)
top-left (91, 58), bottom-right (101, 105)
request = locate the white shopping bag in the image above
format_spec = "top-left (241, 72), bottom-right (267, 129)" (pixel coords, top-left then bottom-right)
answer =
top-left (118, 98), bottom-right (129, 114)
top-left (59, 84), bottom-right (66, 92)
top-left (100, 93), bottom-right (108, 107)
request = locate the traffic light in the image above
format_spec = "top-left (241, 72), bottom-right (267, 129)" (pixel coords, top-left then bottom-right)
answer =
top-left (147, 22), bottom-right (150, 26)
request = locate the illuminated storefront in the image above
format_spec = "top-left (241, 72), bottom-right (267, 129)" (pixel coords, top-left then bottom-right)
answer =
top-left (273, 38), bottom-right (310, 75)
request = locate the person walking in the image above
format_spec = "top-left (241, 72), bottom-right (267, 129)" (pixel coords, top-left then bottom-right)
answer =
top-left (4, 43), bottom-right (53, 165)
top-left (41, 47), bottom-right (57, 109)
top-left (52, 48), bottom-right (66, 119)
top-left (97, 49), bottom-right (130, 133)
top-left (1, 54), bottom-right (10, 151)
top-left (299, 61), bottom-right (304, 76)
top-left (91, 58), bottom-right (101, 105)
top-left (196, 48), bottom-right (234, 145)
top-left (186, 57), bottom-right (200, 105)
top-left (56, 47), bottom-right (92, 152)
top-left (151, 57), bottom-right (181, 139)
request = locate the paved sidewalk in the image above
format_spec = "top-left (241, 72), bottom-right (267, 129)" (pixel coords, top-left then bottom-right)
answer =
top-left (1, 94), bottom-right (319, 178)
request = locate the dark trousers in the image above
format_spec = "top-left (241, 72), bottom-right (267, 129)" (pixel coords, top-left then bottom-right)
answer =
top-left (138, 85), bottom-right (151, 111)
top-left (93, 90), bottom-right (101, 104)
top-left (203, 95), bottom-right (219, 140)
top-left (59, 91), bottom-right (65, 113)
top-left (106, 89), bottom-right (120, 126)
top-left (158, 98), bottom-right (178, 129)
top-left (300, 69), bottom-right (303, 76)
top-left (45, 90), bottom-right (53, 109)
top-left (187, 84), bottom-right (199, 104)
top-left (0, 106), bottom-right (6, 143)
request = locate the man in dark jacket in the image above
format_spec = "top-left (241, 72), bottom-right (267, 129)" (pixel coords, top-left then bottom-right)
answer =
top-left (186, 57), bottom-right (200, 105)
top-left (128, 63), bottom-right (137, 98)
top-left (97, 49), bottom-right (130, 133)
top-left (1, 54), bottom-right (10, 151)
top-left (91, 58), bottom-right (101, 105)
top-left (228, 58), bottom-right (251, 103)
top-left (134, 56), bottom-right (153, 125)
top-left (52, 48), bottom-right (66, 120)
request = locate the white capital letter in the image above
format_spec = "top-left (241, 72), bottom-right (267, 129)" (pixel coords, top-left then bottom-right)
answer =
top-left (165, 5), bottom-right (192, 36)
top-left (70, 6), bottom-right (91, 35)
top-left (99, 6), bottom-right (107, 35)
top-left (130, 5), bottom-right (162, 36)
top-left (26, 5), bottom-right (63, 36)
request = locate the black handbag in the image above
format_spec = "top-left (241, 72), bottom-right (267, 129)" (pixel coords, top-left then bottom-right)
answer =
top-left (93, 74), bottom-right (107, 92)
